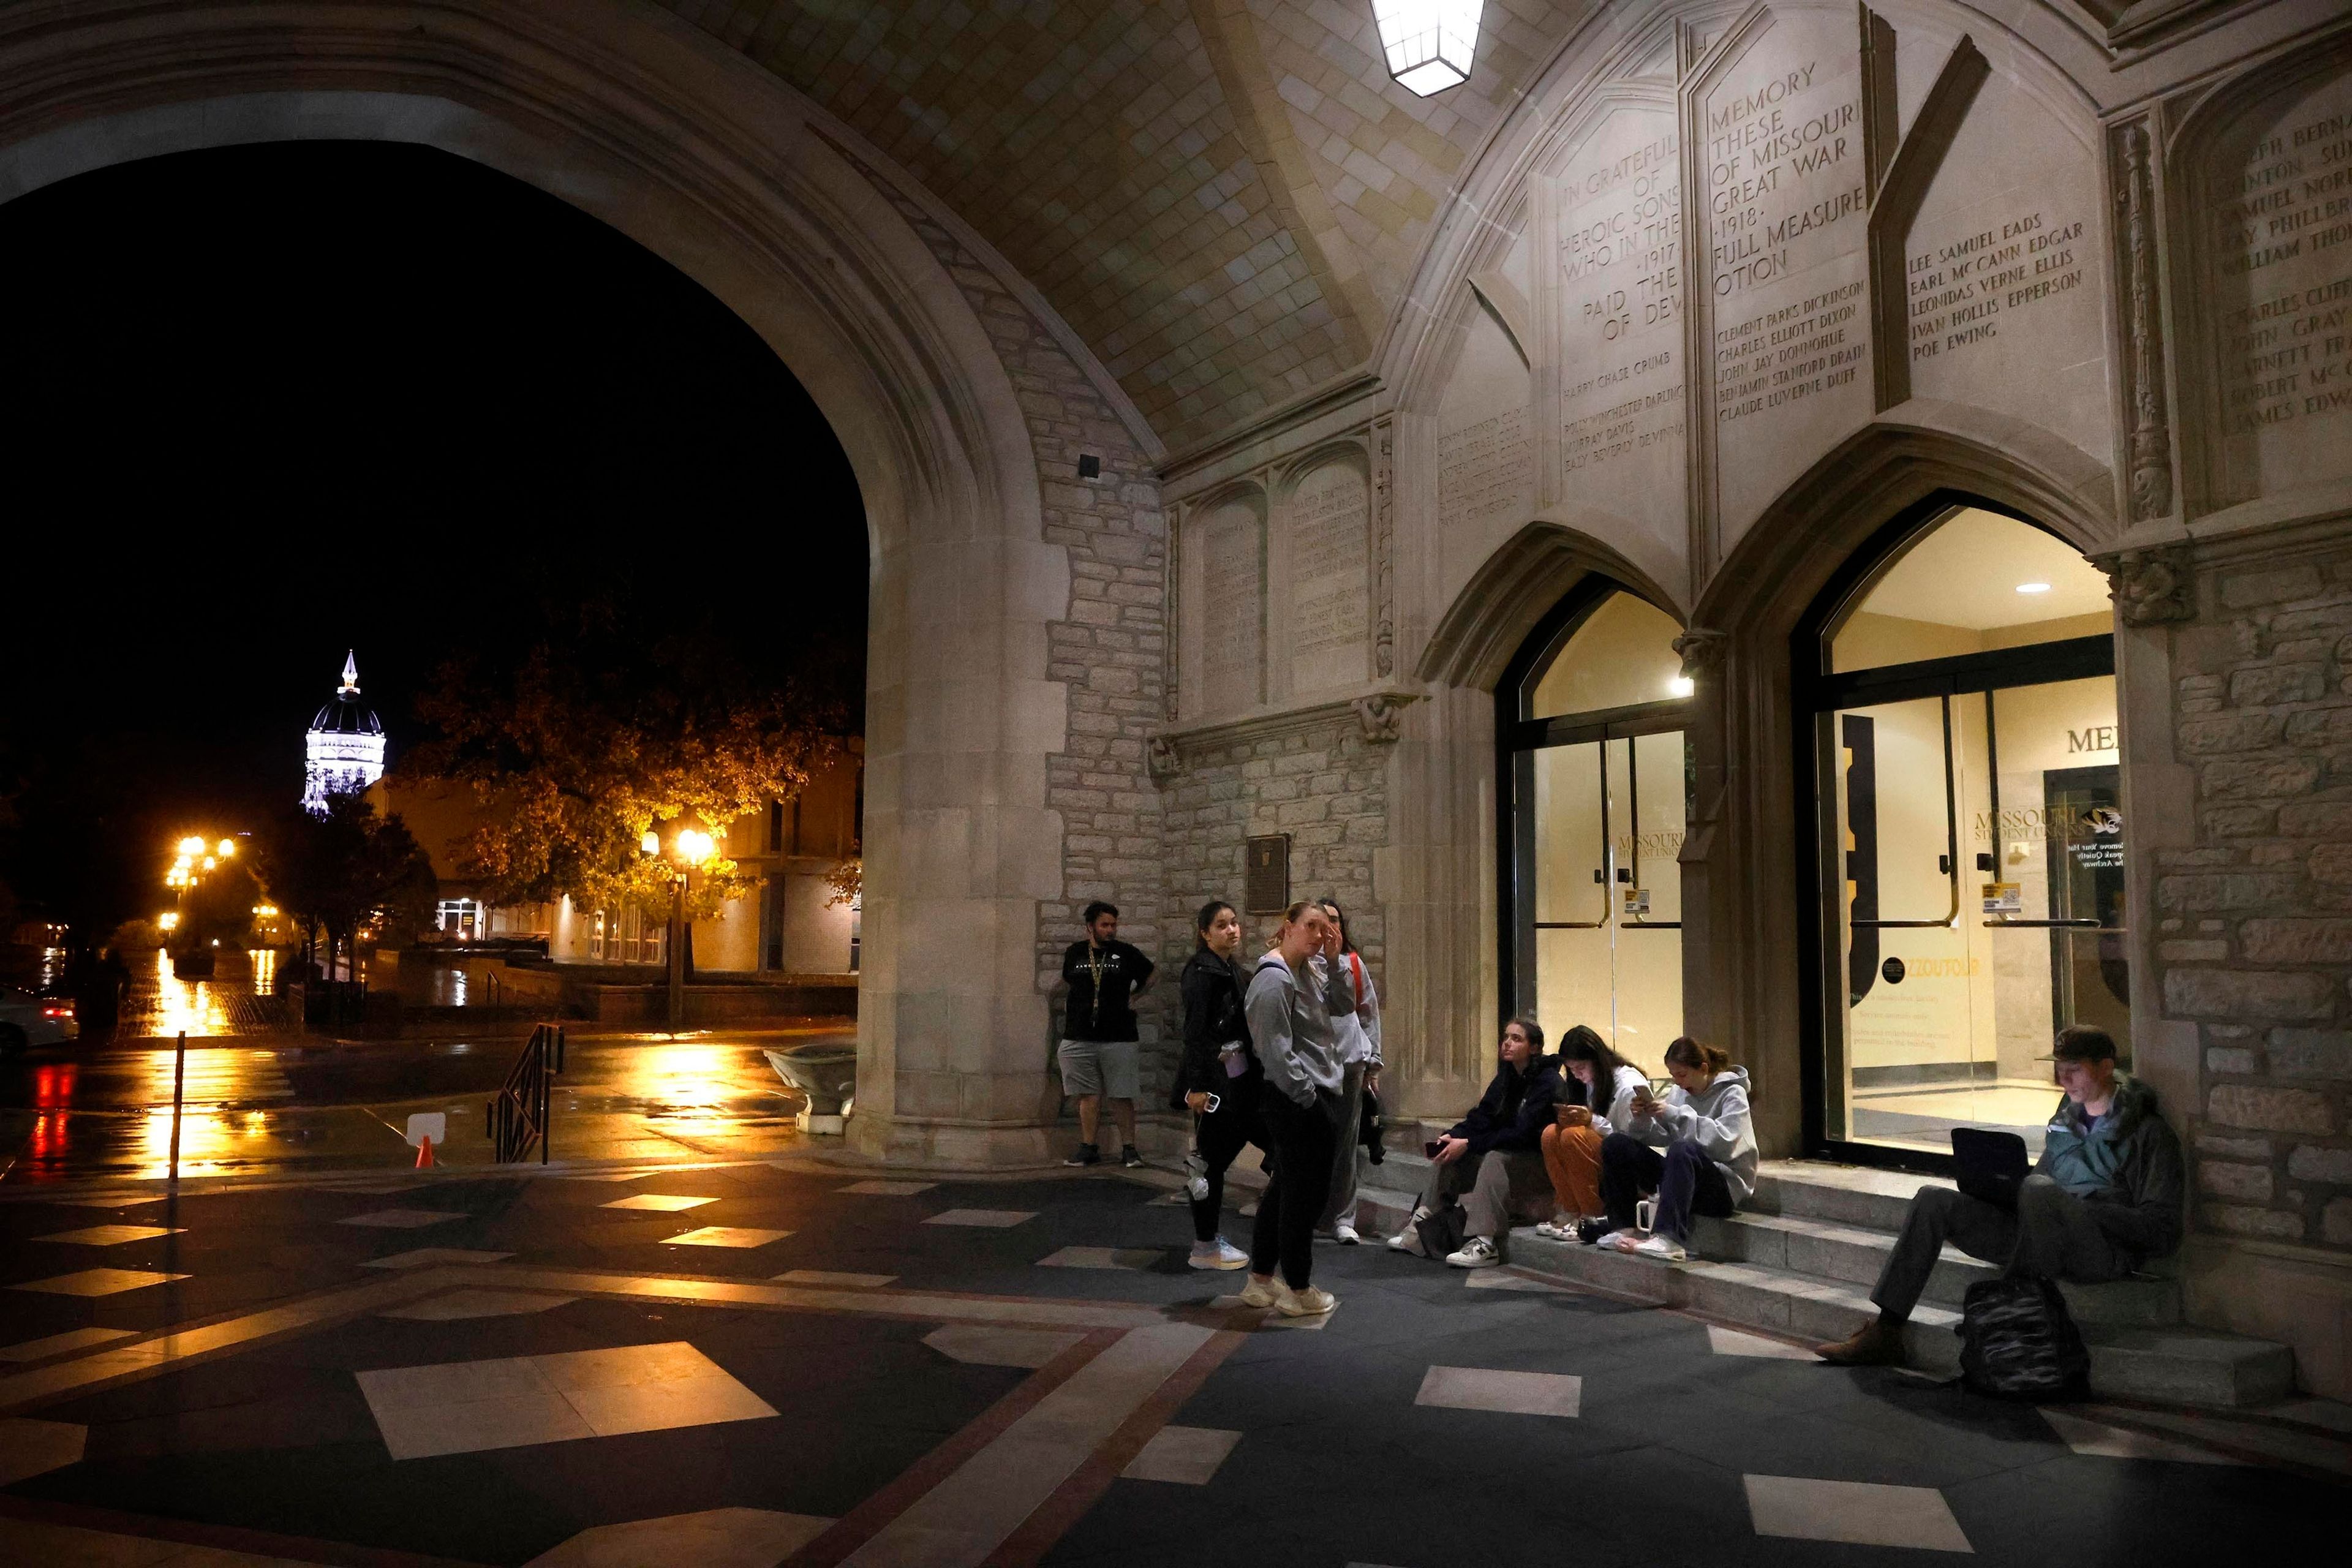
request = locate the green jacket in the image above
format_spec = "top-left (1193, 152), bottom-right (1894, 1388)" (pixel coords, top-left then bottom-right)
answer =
top-left (2036, 1074), bottom-right (2184, 1262)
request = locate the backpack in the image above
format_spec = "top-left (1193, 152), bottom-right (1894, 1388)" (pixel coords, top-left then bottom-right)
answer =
top-left (1956, 1276), bottom-right (2090, 1401)
top-left (1414, 1202), bottom-right (1468, 1261)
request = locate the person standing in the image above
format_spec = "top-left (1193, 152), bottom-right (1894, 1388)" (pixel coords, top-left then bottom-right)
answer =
top-left (1313, 897), bottom-right (1381, 1245)
top-left (1172, 899), bottom-right (1259, 1269)
top-left (1058, 901), bottom-right (1155, 1168)
top-left (1238, 900), bottom-right (1358, 1316)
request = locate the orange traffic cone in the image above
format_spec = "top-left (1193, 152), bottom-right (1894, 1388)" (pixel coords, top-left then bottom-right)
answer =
top-left (415, 1135), bottom-right (435, 1169)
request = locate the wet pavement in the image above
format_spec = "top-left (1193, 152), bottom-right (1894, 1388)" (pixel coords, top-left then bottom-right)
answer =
top-left (2, 953), bottom-right (848, 1185)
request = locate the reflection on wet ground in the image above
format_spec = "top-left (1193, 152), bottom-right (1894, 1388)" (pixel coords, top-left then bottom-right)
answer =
top-left (0, 1030), bottom-right (846, 1184)
top-left (118, 950), bottom-right (295, 1039)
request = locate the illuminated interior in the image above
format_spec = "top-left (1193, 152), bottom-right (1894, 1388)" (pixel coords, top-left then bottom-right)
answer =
top-left (1820, 508), bottom-right (2121, 1154)
top-left (1517, 589), bottom-right (1689, 1075)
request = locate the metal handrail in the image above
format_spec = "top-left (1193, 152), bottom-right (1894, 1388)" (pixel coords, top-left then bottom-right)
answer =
top-left (488, 1022), bottom-right (565, 1163)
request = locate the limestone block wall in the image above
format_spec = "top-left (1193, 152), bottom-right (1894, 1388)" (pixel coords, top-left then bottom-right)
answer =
top-left (2159, 543), bottom-right (2352, 1253)
top-left (1160, 710), bottom-right (1393, 1087)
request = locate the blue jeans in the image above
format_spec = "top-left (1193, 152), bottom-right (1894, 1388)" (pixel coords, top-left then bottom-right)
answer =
top-left (1599, 1133), bottom-right (1735, 1241)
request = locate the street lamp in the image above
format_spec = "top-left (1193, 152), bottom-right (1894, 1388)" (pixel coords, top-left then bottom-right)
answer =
top-left (643, 825), bottom-right (719, 1032)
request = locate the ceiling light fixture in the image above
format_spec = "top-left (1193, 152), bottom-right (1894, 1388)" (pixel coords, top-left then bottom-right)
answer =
top-left (1373, 0), bottom-right (1482, 96)
top-left (2015, 582), bottom-right (2051, 594)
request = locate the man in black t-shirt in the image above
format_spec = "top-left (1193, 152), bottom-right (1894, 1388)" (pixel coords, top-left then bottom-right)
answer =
top-left (1058, 900), bottom-right (1155, 1167)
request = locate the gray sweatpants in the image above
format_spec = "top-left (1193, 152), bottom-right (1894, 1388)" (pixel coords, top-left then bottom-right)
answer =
top-left (1871, 1174), bottom-right (2127, 1322)
top-left (1420, 1147), bottom-right (1552, 1241)
top-left (1320, 1063), bottom-right (1365, 1231)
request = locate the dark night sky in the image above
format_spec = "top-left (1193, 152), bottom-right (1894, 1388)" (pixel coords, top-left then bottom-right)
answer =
top-left (0, 140), bottom-right (867, 933)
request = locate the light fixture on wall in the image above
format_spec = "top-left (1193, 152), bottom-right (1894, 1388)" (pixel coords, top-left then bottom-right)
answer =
top-left (2015, 581), bottom-right (2051, 594)
top-left (1372, 0), bottom-right (1482, 96)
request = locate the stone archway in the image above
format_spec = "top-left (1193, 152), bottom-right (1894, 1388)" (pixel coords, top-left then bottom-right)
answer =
top-left (0, 0), bottom-right (1073, 1164)
top-left (1679, 421), bottom-right (2120, 1155)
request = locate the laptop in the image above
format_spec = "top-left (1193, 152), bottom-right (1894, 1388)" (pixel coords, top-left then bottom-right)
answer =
top-left (1951, 1128), bottom-right (2031, 1211)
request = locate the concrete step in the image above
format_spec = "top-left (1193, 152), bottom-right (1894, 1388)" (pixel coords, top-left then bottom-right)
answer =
top-left (1494, 1231), bottom-right (2290, 1407)
top-left (1691, 1211), bottom-right (2180, 1325)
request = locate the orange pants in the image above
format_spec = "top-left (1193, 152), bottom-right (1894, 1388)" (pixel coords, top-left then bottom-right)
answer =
top-left (1540, 1121), bottom-right (1606, 1218)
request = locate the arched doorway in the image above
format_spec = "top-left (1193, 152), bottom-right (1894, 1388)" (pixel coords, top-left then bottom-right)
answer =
top-left (1497, 582), bottom-right (1691, 1074)
top-left (1797, 503), bottom-right (2123, 1163)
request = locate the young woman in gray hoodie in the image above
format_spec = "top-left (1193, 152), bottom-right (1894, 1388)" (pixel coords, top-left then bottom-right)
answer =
top-left (1597, 1037), bottom-right (1757, 1261)
top-left (1237, 899), bottom-right (1359, 1317)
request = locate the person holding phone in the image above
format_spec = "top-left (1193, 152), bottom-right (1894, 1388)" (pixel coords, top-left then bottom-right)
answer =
top-left (1173, 899), bottom-right (1261, 1270)
top-left (1594, 1036), bottom-right (1757, 1261)
top-left (1313, 897), bottom-right (1382, 1245)
top-left (1385, 1017), bottom-right (1562, 1267)
top-left (1534, 1025), bottom-right (1648, 1242)
top-left (1237, 900), bottom-right (1359, 1316)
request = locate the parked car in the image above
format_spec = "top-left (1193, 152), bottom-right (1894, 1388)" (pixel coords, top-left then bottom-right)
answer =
top-left (0, 987), bottom-right (77, 1055)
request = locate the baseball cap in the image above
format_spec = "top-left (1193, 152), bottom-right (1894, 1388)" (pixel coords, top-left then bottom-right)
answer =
top-left (2038, 1024), bottom-right (2119, 1063)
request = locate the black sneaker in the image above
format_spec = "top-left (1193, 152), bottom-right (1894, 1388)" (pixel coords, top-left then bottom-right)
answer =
top-left (1121, 1146), bottom-right (1145, 1168)
top-left (1577, 1218), bottom-right (1610, 1245)
top-left (1065, 1143), bottom-right (1100, 1167)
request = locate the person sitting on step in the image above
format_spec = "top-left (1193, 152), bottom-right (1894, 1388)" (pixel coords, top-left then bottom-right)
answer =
top-left (1595, 1037), bottom-right (1756, 1262)
top-left (1816, 1024), bottom-right (2184, 1366)
top-left (1387, 1017), bottom-right (1561, 1268)
top-left (1535, 1025), bottom-right (1649, 1243)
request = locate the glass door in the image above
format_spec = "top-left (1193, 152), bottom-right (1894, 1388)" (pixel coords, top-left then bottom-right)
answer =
top-left (1821, 671), bottom-right (2124, 1156)
top-left (1521, 725), bottom-right (1687, 1074)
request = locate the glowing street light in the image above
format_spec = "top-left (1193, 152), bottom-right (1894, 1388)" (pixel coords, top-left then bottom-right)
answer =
top-left (1372, 0), bottom-right (1481, 96)
top-left (159, 912), bottom-right (180, 932)
top-left (178, 835), bottom-right (207, 856)
top-left (643, 823), bottom-right (722, 1031)
top-left (217, 839), bottom-right (237, 857)
top-left (674, 829), bottom-right (715, 864)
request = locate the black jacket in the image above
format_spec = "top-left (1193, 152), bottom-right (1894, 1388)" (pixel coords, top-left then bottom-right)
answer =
top-left (1172, 948), bottom-right (1257, 1107)
top-left (1447, 1055), bottom-right (1562, 1156)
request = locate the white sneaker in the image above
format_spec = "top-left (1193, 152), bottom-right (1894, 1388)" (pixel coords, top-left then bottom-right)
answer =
top-left (1237, 1275), bottom-right (1281, 1308)
top-left (1532, 1215), bottom-right (1572, 1240)
top-left (1630, 1234), bottom-right (1687, 1262)
top-left (1334, 1224), bottom-right (1361, 1245)
top-left (1189, 1237), bottom-right (1250, 1270)
top-left (1387, 1207), bottom-right (1431, 1254)
top-left (1276, 1284), bottom-right (1338, 1316)
top-left (1446, 1235), bottom-right (1500, 1268)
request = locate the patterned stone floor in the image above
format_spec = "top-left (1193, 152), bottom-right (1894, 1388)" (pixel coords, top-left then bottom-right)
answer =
top-left (0, 1157), bottom-right (2337, 1566)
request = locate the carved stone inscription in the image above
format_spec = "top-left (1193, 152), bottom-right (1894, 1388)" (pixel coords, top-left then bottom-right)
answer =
top-left (1906, 209), bottom-right (2086, 366)
top-left (1198, 497), bottom-right (1262, 715)
top-left (1288, 459), bottom-right (1369, 693)
top-left (1556, 106), bottom-right (1686, 530)
top-left (1702, 9), bottom-right (1872, 543)
top-left (2206, 65), bottom-right (2352, 503)
top-left (1438, 407), bottom-right (1532, 527)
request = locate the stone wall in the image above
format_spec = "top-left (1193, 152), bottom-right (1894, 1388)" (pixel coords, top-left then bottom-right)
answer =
top-left (2160, 539), bottom-right (2352, 1254)
top-left (850, 156), bottom-right (1173, 1115)
top-left (1161, 709), bottom-right (1392, 1090)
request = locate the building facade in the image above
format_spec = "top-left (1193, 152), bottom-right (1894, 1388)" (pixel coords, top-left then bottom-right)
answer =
top-left (7, 0), bottom-right (2348, 1393)
top-left (300, 652), bottom-right (386, 815)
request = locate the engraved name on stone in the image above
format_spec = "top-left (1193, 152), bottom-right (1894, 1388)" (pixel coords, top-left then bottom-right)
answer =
top-left (1290, 464), bottom-right (1368, 657)
top-left (1437, 407), bottom-right (1531, 526)
top-left (2211, 86), bottom-right (2352, 475)
top-left (1560, 123), bottom-right (1687, 477)
top-left (1904, 209), bottom-right (2087, 365)
top-left (1200, 502), bottom-right (1261, 709)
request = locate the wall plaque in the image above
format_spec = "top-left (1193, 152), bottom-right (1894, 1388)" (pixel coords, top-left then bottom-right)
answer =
top-left (1245, 834), bottom-right (1292, 915)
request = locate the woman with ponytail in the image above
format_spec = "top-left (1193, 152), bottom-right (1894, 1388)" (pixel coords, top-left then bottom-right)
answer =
top-left (1595, 1037), bottom-right (1757, 1261)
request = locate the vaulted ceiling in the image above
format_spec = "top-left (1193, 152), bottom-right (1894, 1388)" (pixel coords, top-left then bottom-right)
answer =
top-left (654, 0), bottom-right (1596, 454)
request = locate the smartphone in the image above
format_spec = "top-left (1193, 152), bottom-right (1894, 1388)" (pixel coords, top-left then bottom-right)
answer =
top-left (1201, 1093), bottom-right (1221, 1114)
top-left (1425, 1139), bottom-right (1444, 1158)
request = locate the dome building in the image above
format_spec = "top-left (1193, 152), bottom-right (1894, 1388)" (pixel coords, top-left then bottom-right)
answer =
top-left (301, 651), bottom-right (386, 815)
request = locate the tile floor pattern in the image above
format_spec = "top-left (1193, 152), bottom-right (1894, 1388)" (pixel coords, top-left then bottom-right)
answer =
top-left (662, 1226), bottom-right (793, 1248)
top-left (9, 1267), bottom-right (190, 1296)
top-left (0, 1161), bottom-right (2332, 1568)
top-left (33, 1224), bottom-right (186, 1245)
top-left (1743, 1474), bottom-right (1975, 1553)
top-left (335, 1208), bottom-right (465, 1229)
top-left (355, 1341), bottom-right (779, 1460)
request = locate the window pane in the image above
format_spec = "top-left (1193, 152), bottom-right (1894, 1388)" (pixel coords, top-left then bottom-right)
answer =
top-left (1528, 592), bottom-right (1686, 717)
top-left (1830, 508), bottom-right (2111, 674)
